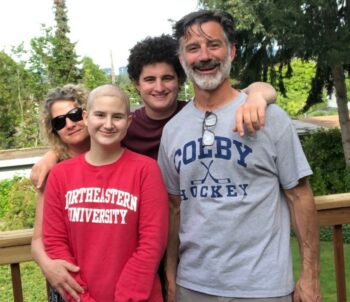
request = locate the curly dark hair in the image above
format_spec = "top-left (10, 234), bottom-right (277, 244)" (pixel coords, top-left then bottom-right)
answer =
top-left (173, 10), bottom-right (236, 46)
top-left (127, 34), bottom-right (186, 86)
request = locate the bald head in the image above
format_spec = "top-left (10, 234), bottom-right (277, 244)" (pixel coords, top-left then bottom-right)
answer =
top-left (87, 84), bottom-right (130, 114)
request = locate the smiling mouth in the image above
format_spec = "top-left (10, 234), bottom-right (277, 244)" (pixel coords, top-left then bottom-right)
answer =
top-left (152, 93), bottom-right (169, 98)
top-left (68, 129), bottom-right (81, 136)
top-left (193, 60), bottom-right (220, 73)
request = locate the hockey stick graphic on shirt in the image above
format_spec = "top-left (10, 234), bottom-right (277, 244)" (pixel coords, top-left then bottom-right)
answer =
top-left (191, 160), bottom-right (231, 185)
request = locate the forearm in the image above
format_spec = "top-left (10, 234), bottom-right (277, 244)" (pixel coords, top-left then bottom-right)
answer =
top-left (285, 178), bottom-right (320, 276)
top-left (165, 194), bottom-right (181, 284)
top-left (115, 165), bottom-right (169, 301)
top-left (32, 236), bottom-right (51, 269)
top-left (31, 192), bottom-right (47, 265)
top-left (164, 194), bottom-right (181, 302)
top-left (242, 82), bottom-right (277, 104)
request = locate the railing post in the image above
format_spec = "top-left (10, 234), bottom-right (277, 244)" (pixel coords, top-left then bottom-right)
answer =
top-left (333, 224), bottom-right (347, 302)
top-left (10, 263), bottom-right (23, 302)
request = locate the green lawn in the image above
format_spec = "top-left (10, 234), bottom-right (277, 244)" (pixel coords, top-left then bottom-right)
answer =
top-left (0, 238), bottom-right (349, 301)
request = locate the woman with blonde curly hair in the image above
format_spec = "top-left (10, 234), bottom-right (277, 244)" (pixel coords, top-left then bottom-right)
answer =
top-left (42, 84), bottom-right (90, 160)
top-left (32, 84), bottom-right (90, 302)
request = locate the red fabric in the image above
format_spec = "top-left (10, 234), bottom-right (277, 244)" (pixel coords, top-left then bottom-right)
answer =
top-left (43, 149), bottom-right (168, 302)
top-left (123, 101), bottom-right (188, 159)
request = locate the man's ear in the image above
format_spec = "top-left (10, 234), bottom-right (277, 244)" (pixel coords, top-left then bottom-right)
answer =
top-left (230, 44), bottom-right (236, 61)
top-left (83, 110), bottom-right (88, 126)
top-left (179, 54), bottom-right (185, 68)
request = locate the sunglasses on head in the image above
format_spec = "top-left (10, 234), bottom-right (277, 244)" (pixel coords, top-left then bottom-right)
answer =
top-left (51, 107), bottom-right (83, 132)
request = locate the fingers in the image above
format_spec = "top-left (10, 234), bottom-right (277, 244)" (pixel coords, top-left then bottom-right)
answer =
top-left (234, 106), bottom-right (244, 136)
top-left (234, 104), bottom-right (264, 136)
top-left (257, 105), bottom-right (265, 128)
top-left (243, 107), bottom-right (258, 135)
top-left (46, 260), bottom-right (83, 301)
top-left (52, 276), bottom-right (82, 302)
top-left (293, 290), bottom-right (301, 302)
top-left (62, 282), bottom-right (81, 302)
top-left (60, 262), bottom-right (83, 294)
top-left (62, 260), bottom-right (80, 273)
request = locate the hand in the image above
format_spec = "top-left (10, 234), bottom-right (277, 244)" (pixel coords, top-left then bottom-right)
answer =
top-left (42, 259), bottom-right (83, 302)
top-left (30, 154), bottom-right (56, 190)
top-left (234, 92), bottom-right (267, 136)
top-left (293, 273), bottom-right (322, 302)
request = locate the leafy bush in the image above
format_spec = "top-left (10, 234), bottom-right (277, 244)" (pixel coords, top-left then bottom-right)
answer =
top-left (300, 128), bottom-right (350, 243)
top-left (301, 128), bottom-right (350, 195)
top-left (0, 177), bottom-right (21, 219)
top-left (276, 59), bottom-right (325, 118)
top-left (1, 177), bottom-right (36, 230)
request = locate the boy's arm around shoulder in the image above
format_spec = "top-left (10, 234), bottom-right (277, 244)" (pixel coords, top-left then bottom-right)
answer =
top-left (236, 82), bottom-right (277, 136)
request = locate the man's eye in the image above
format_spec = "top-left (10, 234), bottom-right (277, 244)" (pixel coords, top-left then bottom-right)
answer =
top-left (186, 45), bottom-right (199, 52)
top-left (209, 43), bottom-right (220, 48)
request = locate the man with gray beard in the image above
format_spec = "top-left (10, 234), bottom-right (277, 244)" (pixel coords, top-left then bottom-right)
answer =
top-left (157, 10), bottom-right (322, 302)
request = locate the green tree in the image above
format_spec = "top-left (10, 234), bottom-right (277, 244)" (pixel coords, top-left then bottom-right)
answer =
top-left (81, 57), bottom-right (109, 90)
top-left (199, 0), bottom-right (350, 165)
top-left (276, 59), bottom-right (320, 117)
top-left (0, 51), bottom-right (41, 149)
top-left (50, 0), bottom-right (81, 85)
top-left (116, 75), bottom-right (140, 107)
top-left (28, 0), bottom-right (81, 88)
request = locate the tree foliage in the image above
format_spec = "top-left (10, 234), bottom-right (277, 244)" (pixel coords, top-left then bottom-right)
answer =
top-left (276, 59), bottom-right (321, 117)
top-left (0, 51), bottom-right (41, 149)
top-left (81, 57), bottom-right (109, 90)
top-left (50, 0), bottom-right (81, 86)
top-left (0, 0), bottom-right (113, 150)
top-left (200, 0), bottom-right (350, 165)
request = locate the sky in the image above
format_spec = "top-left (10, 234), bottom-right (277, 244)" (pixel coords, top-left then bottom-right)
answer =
top-left (0, 0), bottom-right (199, 72)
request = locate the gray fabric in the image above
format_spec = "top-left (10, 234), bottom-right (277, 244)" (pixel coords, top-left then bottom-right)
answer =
top-left (158, 93), bottom-right (312, 298)
top-left (176, 285), bottom-right (293, 302)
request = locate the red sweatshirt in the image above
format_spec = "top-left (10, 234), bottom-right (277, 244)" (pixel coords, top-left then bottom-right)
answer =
top-left (43, 149), bottom-right (168, 302)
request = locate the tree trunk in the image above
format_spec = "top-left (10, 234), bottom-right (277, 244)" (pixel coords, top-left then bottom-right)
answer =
top-left (331, 64), bottom-right (350, 167)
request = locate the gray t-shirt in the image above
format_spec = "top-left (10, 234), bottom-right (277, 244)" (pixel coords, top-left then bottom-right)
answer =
top-left (158, 93), bottom-right (312, 298)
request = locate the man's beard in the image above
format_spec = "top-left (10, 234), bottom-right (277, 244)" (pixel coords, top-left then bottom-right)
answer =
top-left (182, 52), bottom-right (232, 91)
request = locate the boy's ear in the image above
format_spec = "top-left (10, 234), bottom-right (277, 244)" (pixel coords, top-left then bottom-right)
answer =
top-left (83, 110), bottom-right (88, 126)
top-left (127, 114), bottom-right (132, 128)
top-left (134, 80), bottom-right (141, 95)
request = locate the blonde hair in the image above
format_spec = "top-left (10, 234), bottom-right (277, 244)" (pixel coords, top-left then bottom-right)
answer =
top-left (42, 84), bottom-right (89, 160)
top-left (87, 84), bottom-right (130, 114)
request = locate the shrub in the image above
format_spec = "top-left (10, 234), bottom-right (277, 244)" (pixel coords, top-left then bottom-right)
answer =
top-left (0, 177), bottom-right (21, 219)
top-left (300, 128), bottom-right (350, 195)
top-left (300, 128), bottom-right (350, 243)
top-left (1, 177), bottom-right (36, 230)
